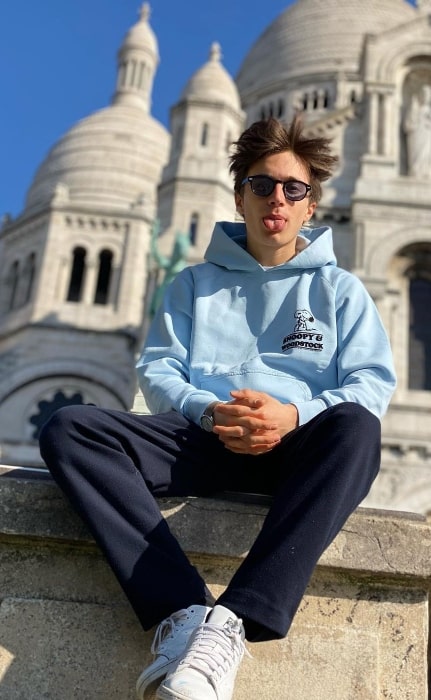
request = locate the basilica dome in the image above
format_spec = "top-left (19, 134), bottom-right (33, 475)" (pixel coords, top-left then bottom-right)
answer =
top-left (24, 105), bottom-right (169, 212)
top-left (181, 42), bottom-right (241, 111)
top-left (236, 0), bottom-right (416, 97)
top-left (24, 3), bottom-right (169, 214)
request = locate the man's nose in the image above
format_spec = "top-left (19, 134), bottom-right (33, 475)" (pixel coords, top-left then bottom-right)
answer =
top-left (268, 182), bottom-right (285, 204)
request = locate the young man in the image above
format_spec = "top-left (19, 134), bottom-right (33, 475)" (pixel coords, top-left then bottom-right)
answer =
top-left (39, 117), bottom-right (396, 700)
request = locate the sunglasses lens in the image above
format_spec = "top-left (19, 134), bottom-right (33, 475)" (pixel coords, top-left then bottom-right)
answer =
top-left (284, 182), bottom-right (307, 200)
top-left (250, 176), bottom-right (274, 196)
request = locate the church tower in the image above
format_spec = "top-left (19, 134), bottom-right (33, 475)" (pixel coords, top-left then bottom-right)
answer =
top-left (0, 4), bottom-right (169, 465)
top-left (156, 43), bottom-right (244, 263)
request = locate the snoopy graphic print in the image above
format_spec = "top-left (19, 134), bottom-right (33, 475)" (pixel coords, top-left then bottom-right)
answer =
top-left (282, 309), bottom-right (324, 352)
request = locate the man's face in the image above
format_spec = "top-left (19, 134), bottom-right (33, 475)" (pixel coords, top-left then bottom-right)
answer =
top-left (235, 151), bottom-right (316, 266)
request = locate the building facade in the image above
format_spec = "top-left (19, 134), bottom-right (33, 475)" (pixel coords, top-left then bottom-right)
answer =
top-left (1, 0), bottom-right (431, 514)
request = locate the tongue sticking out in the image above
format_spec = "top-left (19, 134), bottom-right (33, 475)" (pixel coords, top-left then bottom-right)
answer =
top-left (263, 217), bottom-right (285, 233)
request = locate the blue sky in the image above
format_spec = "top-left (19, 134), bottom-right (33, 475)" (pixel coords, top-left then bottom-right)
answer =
top-left (0, 0), bottom-right (291, 218)
top-left (0, 0), bottom-right (416, 218)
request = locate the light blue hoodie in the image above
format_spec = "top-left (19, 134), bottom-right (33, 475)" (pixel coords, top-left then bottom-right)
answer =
top-left (137, 222), bottom-right (396, 426)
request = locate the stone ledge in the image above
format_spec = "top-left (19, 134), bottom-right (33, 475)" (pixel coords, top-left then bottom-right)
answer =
top-left (0, 469), bottom-right (429, 581)
top-left (1, 469), bottom-right (430, 699)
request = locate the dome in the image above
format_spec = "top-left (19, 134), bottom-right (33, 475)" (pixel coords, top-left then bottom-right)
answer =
top-left (25, 105), bottom-right (169, 212)
top-left (181, 42), bottom-right (241, 110)
top-left (122, 3), bottom-right (158, 57)
top-left (24, 3), bottom-right (169, 214)
top-left (236, 0), bottom-right (416, 96)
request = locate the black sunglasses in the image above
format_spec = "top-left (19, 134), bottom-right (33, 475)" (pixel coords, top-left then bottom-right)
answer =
top-left (241, 175), bottom-right (312, 202)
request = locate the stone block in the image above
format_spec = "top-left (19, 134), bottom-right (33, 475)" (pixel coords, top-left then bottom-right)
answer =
top-left (0, 598), bottom-right (146, 700)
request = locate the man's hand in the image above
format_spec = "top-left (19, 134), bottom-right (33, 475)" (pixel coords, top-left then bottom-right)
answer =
top-left (212, 389), bottom-right (299, 455)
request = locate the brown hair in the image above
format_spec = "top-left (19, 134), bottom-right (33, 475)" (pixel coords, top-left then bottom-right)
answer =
top-left (229, 115), bottom-right (338, 202)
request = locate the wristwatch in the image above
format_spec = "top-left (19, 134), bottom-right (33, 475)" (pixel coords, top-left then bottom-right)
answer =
top-left (200, 402), bottom-right (218, 432)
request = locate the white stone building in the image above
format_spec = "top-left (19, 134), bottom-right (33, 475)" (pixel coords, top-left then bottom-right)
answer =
top-left (1, 0), bottom-right (431, 514)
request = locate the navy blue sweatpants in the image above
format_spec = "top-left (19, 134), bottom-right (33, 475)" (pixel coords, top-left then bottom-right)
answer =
top-left (39, 402), bottom-right (380, 642)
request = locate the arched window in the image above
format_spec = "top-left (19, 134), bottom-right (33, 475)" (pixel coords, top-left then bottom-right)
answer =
top-left (7, 260), bottom-right (20, 310)
top-left (201, 123), bottom-right (209, 146)
top-left (189, 213), bottom-right (199, 245)
top-left (277, 99), bottom-right (285, 118)
top-left (7, 260), bottom-right (19, 311)
top-left (94, 249), bottom-right (113, 304)
top-left (22, 252), bottom-right (36, 304)
top-left (174, 125), bottom-right (184, 153)
top-left (67, 247), bottom-right (86, 302)
top-left (409, 274), bottom-right (431, 390)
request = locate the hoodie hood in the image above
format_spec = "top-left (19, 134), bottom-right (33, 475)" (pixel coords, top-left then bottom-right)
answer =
top-left (204, 221), bottom-right (337, 272)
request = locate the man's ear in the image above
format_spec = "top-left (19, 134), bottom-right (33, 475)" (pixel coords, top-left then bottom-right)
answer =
top-left (303, 201), bottom-right (317, 224)
top-left (235, 191), bottom-right (244, 217)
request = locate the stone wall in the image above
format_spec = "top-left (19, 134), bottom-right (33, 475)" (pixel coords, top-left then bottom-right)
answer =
top-left (0, 469), bottom-right (429, 699)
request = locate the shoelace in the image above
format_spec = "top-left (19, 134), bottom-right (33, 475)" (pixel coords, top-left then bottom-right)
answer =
top-left (151, 609), bottom-right (189, 655)
top-left (178, 620), bottom-right (251, 682)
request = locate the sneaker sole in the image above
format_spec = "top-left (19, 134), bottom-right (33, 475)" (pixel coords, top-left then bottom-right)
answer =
top-left (138, 678), bottom-right (161, 700)
top-left (156, 686), bottom-right (190, 700)
top-left (136, 662), bottom-right (174, 700)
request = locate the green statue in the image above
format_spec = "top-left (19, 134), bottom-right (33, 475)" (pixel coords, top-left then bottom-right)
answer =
top-left (149, 219), bottom-right (190, 316)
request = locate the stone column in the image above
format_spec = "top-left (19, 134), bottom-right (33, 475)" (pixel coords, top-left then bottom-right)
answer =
top-left (381, 90), bottom-right (394, 157)
top-left (82, 258), bottom-right (98, 305)
top-left (367, 89), bottom-right (379, 155)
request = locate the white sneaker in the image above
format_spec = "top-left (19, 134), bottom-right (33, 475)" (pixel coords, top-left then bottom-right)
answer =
top-left (136, 605), bottom-right (212, 699)
top-left (156, 605), bottom-right (249, 700)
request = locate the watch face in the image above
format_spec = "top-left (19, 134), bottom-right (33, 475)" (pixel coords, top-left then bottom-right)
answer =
top-left (200, 414), bottom-right (214, 432)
